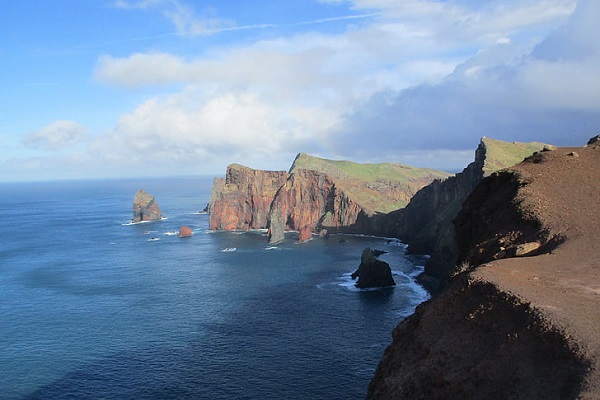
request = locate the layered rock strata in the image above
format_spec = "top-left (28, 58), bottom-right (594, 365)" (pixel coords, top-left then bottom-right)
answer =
top-left (132, 189), bottom-right (162, 222)
top-left (368, 140), bottom-right (600, 399)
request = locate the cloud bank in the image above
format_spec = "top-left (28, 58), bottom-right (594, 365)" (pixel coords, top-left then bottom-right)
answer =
top-left (9, 0), bottom-right (599, 181)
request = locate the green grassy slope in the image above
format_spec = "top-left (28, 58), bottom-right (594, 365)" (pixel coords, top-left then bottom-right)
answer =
top-left (289, 153), bottom-right (452, 213)
top-left (482, 137), bottom-right (548, 175)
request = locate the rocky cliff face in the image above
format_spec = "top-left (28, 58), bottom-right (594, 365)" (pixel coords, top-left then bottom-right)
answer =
top-left (132, 189), bottom-right (162, 222)
top-left (207, 154), bottom-right (448, 240)
top-left (379, 138), bottom-right (548, 284)
top-left (208, 164), bottom-right (288, 230)
top-left (367, 140), bottom-right (600, 399)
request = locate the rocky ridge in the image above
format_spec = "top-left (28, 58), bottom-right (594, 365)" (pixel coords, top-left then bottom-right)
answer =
top-left (367, 139), bottom-right (600, 399)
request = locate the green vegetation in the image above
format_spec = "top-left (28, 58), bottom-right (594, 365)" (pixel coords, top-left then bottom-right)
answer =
top-left (482, 137), bottom-right (548, 175)
top-left (290, 153), bottom-right (451, 213)
top-left (290, 153), bottom-right (450, 184)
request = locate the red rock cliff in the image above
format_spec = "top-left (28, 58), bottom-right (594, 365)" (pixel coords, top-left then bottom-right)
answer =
top-left (207, 154), bottom-right (447, 241)
top-left (208, 164), bottom-right (289, 230)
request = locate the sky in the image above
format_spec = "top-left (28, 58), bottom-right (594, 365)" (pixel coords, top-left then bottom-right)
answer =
top-left (1, 0), bottom-right (599, 182)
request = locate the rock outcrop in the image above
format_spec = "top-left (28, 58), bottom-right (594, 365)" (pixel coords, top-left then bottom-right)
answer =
top-left (208, 164), bottom-right (288, 230)
top-left (207, 154), bottom-right (449, 240)
top-left (351, 247), bottom-right (396, 288)
top-left (367, 140), bottom-right (600, 399)
top-left (377, 137), bottom-right (548, 285)
top-left (178, 226), bottom-right (193, 238)
top-left (132, 189), bottom-right (162, 222)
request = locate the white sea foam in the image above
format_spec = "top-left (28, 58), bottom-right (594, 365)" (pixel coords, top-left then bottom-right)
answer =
top-left (164, 231), bottom-right (178, 236)
top-left (121, 220), bottom-right (151, 226)
top-left (328, 269), bottom-right (430, 302)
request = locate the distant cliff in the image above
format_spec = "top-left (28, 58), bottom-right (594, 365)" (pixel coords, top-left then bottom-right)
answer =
top-left (207, 153), bottom-right (450, 241)
top-left (377, 138), bottom-right (548, 285)
top-left (367, 139), bottom-right (600, 399)
top-left (208, 164), bottom-right (288, 230)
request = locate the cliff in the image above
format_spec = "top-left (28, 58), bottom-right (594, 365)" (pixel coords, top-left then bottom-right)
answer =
top-left (207, 154), bottom-right (449, 240)
top-left (379, 138), bottom-right (548, 284)
top-left (132, 189), bottom-right (162, 222)
top-left (208, 164), bottom-right (288, 230)
top-left (367, 139), bottom-right (600, 399)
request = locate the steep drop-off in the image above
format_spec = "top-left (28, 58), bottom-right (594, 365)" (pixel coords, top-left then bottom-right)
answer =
top-left (379, 137), bottom-right (548, 284)
top-left (368, 140), bottom-right (600, 399)
top-left (208, 164), bottom-right (288, 230)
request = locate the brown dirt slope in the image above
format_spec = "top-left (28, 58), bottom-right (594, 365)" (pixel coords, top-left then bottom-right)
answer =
top-left (368, 140), bottom-right (600, 399)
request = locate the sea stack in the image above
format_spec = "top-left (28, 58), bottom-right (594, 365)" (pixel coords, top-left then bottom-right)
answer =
top-left (132, 189), bottom-right (162, 223)
top-left (351, 247), bottom-right (396, 288)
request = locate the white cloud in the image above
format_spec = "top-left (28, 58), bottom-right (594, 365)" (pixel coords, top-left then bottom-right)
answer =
top-left (113, 0), bottom-right (276, 37)
top-left (22, 121), bottom-right (87, 151)
top-left (87, 88), bottom-right (339, 173)
top-left (85, 0), bottom-right (598, 178)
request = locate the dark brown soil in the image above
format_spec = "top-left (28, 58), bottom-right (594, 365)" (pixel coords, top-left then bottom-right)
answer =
top-left (367, 142), bottom-right (600, 399)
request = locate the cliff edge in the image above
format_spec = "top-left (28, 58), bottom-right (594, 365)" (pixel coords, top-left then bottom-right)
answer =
top-left (379, 137), bottom-right (548, 286)
top-left (367, 139), bottom-right (600, 399)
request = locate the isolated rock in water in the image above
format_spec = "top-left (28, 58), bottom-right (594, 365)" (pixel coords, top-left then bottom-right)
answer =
top-left (178, 226), bottom-right (193, 238)
top-left (268, 208), bottom-right (285, 245)
top-left (298, 225), bottom-right (313, 242)
top-left (351, 248), bottom-right (395, 288)
top-left (132, 189), bottom-right (162, 222)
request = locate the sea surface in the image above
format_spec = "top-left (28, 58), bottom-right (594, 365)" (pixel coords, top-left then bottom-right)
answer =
top-left (0, 176), bottom-right (429, 399)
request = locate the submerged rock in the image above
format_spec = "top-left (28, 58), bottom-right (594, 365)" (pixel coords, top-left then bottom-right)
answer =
top-left (132, 189), bottom-right (162, 223)
top-left (351, 248), bottom-right (395, 288)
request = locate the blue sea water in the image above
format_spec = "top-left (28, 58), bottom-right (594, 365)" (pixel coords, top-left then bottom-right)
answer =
top-left (0, 177), bottom-right (429, 399)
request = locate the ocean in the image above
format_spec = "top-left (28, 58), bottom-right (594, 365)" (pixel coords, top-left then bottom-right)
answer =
top-left (0, 176), bottom-right (429, 399)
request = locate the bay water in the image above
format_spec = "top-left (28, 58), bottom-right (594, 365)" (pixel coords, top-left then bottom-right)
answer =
top-left (0, 177), bottom-right (429, 399)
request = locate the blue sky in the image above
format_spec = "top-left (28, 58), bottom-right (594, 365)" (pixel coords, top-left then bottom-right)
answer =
top-left (1, 0), bottom-right (599, 182)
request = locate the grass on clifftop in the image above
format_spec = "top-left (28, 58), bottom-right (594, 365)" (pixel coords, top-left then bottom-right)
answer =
top-left (290, 153), bottom-right (450, 184)
top-left (482, 137), bottom-right (548, 175)
top-left (289, 153), bottom-right (451, 213)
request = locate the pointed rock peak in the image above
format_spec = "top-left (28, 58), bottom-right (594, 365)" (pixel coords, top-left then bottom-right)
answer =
top-left (289, 152), bottom-right (323, 173)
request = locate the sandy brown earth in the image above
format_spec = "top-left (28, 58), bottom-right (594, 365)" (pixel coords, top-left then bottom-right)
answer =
top-left (367, 140), bottom-right (600, 399)
top-left (473, 143), bottom-right (600, 398)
